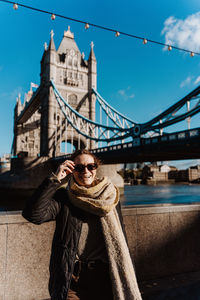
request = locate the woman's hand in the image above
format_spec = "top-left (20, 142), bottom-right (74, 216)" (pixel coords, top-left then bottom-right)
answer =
top-left (55, 160), bottom-right (75, 181)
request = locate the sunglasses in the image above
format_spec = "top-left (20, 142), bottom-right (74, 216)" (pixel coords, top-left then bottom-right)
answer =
top-left (74, 163), bottom-right (98, 173)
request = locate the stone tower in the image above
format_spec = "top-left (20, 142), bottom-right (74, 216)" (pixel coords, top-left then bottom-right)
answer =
top-left (13, 27), bottom-right (97, 157)
top-left (13, 88), bottom-right (41, 157)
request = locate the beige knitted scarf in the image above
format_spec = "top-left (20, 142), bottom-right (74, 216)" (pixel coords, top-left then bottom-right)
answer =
top-left (67, 176), bottom-right (142, 300)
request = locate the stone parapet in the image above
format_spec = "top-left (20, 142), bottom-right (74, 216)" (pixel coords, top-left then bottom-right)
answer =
top-left (123, 204), bottom-right (200, 280)
top-left (1, 204), bottom-right (200, 299)
top-left (0, 211), bottom-right (55, 300)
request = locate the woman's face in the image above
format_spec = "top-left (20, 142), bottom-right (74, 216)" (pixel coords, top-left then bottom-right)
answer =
top-left (73, 154), bottom-right (97, 186)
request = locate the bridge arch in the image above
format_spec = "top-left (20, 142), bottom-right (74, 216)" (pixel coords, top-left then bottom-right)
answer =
top-left (60, 136), bottom-right (86, 154)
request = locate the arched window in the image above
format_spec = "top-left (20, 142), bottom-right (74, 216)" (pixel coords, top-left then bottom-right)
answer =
top-left (74, 58), bottom-right (78, 67)
top-left (68, 56), bottom-right (72, 66)
top-left (59, 53), bottom-right (66, 63)
top-left (68, 94), bottom-right (77, 105)
top-left (60, 141), bottom-right (75, 154)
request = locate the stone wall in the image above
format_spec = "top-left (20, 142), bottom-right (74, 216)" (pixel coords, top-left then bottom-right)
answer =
top-left (1, 204), bottom-right (200, 299)
top-left (123, 204), bottom-right (200, 280)
top-left (0, 211), bottom-right (55, 300)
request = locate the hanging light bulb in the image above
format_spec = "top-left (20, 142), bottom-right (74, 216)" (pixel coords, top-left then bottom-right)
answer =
top-left (85, 23), bottom-right (89, 29)
top-left (51, 14), bottom-right (56, 20)
top-left (143, 38), bottom-right (147, 44)
top-left (190, 52), bottom-right (194, 57)
top-left (115, 31), bottom-right (120, 37)
top-left (13, 3), bottom-right (18, 10)
top-left (168, 45), bottom-right (172, 51)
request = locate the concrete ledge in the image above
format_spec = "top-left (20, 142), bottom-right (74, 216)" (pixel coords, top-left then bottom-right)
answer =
top-left (0, 212), bottom-right (55, 300)
top-left (0, 211), bottom-right (25, 224)
top-left (123, 203), bottom-right (200, 215)
top-left (1, 204), bottom-right (200, 299)
top-left (122, 204), bottom-right (200, 282)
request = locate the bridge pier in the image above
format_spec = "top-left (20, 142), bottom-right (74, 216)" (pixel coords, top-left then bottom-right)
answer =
top-left (0, 158), bottom-right (124, 203)
top-left (96, 164), bottom-right (124, 192)
top-left (6, 156), bottom-right (51, 189)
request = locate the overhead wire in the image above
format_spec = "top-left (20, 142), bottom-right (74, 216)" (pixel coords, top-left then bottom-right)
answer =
top-left (0, 0), bottom-right (199, 56)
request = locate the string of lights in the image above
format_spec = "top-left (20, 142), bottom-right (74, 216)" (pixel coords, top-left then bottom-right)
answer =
top-left (0, 0), bottom-right (199, 57)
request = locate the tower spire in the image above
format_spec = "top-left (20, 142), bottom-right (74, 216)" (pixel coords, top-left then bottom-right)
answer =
top-left (48, 29), bottom-right (56, 51)
top-left (88, 41), bottom-right (96, 61)
top-left (64, 26), bottom-right (74, 39)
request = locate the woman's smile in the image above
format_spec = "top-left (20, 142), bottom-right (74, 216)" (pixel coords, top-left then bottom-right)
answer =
top-left (73, 154), bottom-right (97, 186)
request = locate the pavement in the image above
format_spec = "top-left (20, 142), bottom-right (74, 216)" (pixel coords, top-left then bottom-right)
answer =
top-left (140, 271), bottom-right (200, 300)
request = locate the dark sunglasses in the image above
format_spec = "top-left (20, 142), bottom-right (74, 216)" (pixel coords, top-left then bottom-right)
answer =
top-left (74, 163), bottom-right (98, 172)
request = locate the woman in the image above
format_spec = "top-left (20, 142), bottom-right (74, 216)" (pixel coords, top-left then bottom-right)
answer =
top-left (22, 149), bottom-right (142, 300)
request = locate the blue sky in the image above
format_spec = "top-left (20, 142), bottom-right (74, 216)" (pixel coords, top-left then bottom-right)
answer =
top-left (1, 0), bottom-right (200, 168)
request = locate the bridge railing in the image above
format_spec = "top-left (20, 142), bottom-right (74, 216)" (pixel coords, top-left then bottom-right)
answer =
top-left (90, 127), bottom-right (200, 154)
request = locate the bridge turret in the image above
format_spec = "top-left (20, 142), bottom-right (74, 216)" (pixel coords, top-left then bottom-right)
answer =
top-left (40, 30), bottom-right (57, 85)
top-left (13, 94), bottom-right (23, 156)
top-left (88, 41), bottom-right (97, 148)
top-left (48, 30), bottom-right (56, 51)
top-left (88, 41), bottom-right (97, 90)
top-left (24, 88), bottom-right (33, 104)
top-left (40, 44), bottom-right (48, 84)
top-left (15, 94), bottom-right (22, 116)
top-left (48, 30), bottom-right (57, 82)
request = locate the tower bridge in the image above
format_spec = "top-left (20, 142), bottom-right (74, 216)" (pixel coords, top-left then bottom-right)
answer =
top-left (14, 27), bottom-right (97, 158)
top-left (12, 27), bottom-right (200, 176)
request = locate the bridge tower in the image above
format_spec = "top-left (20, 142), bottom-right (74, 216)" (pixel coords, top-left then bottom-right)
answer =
top-left (13, 88), bottom-right (41, 158)
top-left (13, 27), bottom-right (97, 158)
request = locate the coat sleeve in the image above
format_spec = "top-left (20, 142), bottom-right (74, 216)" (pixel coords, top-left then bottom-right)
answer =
top-left (22, 176), bottom-right (65, 225)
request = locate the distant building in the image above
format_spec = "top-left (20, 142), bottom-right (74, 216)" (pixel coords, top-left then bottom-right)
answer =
top-left (0, 154), bottom-right (11, 173)
top-left (169, 165), bottom-right (200, 182)
top-left (168, 165), bottom-right (177, 172)
top-left (142, 164), bottom-right (177, 182)
top-left (188, 165), bottom-right (200, 181)
top-left (190, 165), bottom-right (200, 171)
top-left (160, 164), bottom-right (171, 173)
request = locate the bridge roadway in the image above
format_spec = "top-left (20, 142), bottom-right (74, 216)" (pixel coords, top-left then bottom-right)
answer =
top-left (54, 127), bottom-right (200, 164)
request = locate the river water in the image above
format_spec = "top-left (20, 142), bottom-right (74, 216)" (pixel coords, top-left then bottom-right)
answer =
top-left (122, 184), bottom-right (200, 206)
top-left (1, 184), bottom-right (200, 211)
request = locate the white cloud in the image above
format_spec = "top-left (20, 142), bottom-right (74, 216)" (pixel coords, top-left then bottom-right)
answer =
top-left (117, 88), bottom-right (135, 101)
top-left (194, 76), bottom-right (200, 85)
top-left (118, 90), bottom-right (125, 96)
top-left (10, 87), bottom-right (23, 100)
top-left (180, 76), bottom-right (192, 88)
top-left (173, 159), bottom-right (200, 170)
top-left (0, 86), bottom-right (23, 102)
top-left (161, 12), bottom-right (200, 52)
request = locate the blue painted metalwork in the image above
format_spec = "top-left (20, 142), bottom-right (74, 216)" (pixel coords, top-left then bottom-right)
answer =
top-left (141, 85), bottom-right (200, 133)
top-left (56, 126), bottom-right (200, 163)
top-left (52, 79), bottom-right (200, 143)
top-left (51, 80), bottom-right (132, 143)
top-left (92, 88), bottom-right (136, 128)
top-left (15, 79), bottom-right (200, 150)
